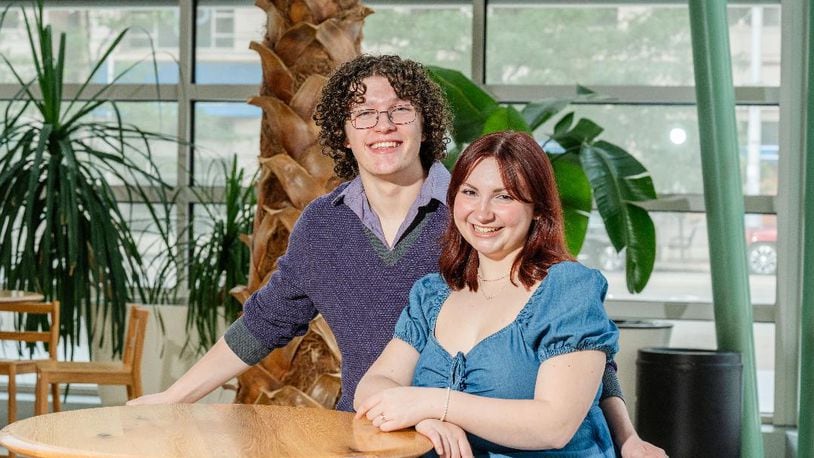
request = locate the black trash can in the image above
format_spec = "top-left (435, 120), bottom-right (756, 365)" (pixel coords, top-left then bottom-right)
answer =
top-left (636, 347), bottom-right (742, 458)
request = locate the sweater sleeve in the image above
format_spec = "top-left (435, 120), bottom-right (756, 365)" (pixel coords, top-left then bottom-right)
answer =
top-left (224, 203), bottom-right (321, 364)
top-left (600, 362), bottom-right (625, 402)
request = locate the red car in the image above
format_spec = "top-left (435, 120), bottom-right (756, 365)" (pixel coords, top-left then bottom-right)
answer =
top-left (746, 227), bottom-right (777, 275)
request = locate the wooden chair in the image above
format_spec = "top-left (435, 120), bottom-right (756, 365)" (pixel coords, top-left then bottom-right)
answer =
top-left (35, 305), bottom-right (149, 415)
top-left (0, 300), bottom-right (61, 425)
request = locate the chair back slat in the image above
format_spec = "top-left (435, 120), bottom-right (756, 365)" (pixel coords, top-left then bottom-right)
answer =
top-left (0, 302), bottom-right (55, 313)
top-left (0, 300), bottom-right (60, 360)
top-left (0, 331), bottom-right (51, 343)
top-left (122, 305), bottom-right (149, 369)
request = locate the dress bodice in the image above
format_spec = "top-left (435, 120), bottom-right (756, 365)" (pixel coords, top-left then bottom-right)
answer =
top-left (394, 261), bottom-right (619, 457)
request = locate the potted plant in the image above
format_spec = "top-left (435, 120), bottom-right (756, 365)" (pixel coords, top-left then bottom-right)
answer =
top-left (428, 66), bottom-right (657, 293)
top-left (0, 1), bottom-right (177, 356)
top-left (184, 156), bottom-right (256, 355)
top-left (93, 156), bottom-right (255, 404)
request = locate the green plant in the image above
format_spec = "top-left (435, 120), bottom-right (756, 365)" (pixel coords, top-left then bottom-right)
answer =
top-left (184, 156), bottom-right (256, 355)
top-left (0, 1), bottom-right (175, 356)
top-left (428, 66), bottom-right (657, 293)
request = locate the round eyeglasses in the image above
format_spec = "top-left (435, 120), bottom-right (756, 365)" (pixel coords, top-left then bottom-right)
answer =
top-left (349, 105), bottom-right (417, 129)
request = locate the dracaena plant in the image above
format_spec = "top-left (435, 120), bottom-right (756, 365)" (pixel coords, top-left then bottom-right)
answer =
top-left (428, 66), bottom-right (657, 293)
top-left (0, 1), bottom-right (177, 356)
top-left (183, 156), bottom-right (256, 355)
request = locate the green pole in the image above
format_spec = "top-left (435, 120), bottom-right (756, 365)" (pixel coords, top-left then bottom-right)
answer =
top-left (797, 0), bottom-right (814, 453)
top-left (687, 1), bottom-right (763, 456)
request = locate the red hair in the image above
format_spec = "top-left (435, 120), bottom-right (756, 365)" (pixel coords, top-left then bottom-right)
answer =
top-left (440, 131), bottom-right (573, 292)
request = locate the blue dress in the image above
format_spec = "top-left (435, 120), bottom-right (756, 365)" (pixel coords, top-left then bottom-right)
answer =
top-left (394, 261), bottom-right (619, 458)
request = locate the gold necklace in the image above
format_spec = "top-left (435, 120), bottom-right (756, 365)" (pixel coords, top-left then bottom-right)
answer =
top-left (477, 272), bottom-right (509, 282)
top-left (477, 272), bottom-right (511, 301)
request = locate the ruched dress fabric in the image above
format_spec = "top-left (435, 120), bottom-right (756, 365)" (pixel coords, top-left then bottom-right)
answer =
top-left (394, 261), bottom-right (619, 457)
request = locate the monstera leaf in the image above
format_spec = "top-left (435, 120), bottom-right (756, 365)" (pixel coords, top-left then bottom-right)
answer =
top-left (579, 141), bottom-right (657, 292)
top-left (427, 66), bottom-right (657, 293)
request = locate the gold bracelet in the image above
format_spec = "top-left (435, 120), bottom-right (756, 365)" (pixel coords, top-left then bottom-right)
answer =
top-left (439, 387), bottom-right (452, 422)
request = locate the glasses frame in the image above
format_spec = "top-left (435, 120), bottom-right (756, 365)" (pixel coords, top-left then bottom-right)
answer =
top-left (349, 104), bottom-right (418, 130)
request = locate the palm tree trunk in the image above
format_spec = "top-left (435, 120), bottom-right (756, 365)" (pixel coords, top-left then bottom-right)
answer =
top-left (230, 0), bottom-right (372, 408)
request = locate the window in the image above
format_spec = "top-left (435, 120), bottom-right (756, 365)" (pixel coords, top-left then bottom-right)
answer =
top-left (193, 102), bottom-right (261, 186)
top-left (0, 0), bottom-right (798, 425)
top-left (364, 3), bottom-right (473, 76)
top-left (486, 4), bottom-right (780, 86)
top-left (195, 5), bottom-right (263, 84)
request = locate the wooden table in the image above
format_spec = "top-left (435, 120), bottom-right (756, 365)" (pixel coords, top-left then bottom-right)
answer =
top-left (0, 404), bottom-right (433, 457)
top-left (0, 291), bottom-right (44, 304)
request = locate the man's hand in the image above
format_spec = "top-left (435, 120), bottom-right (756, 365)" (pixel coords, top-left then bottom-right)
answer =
top-left (415, 419), bottom-right (473, 458)
top-left (621, 435), bottom-right (668, 458)
top-left (126, 391), bottom-right (176, 406)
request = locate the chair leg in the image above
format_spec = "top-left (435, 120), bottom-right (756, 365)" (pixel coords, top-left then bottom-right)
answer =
top-left (35, 372), bottom-right (49, 416)
top-left (7, 371), bottom-right (19, 458)
top-left (126, 384), bottom-right (134, 400)
top-left (7, 366), bottom-right (16, 425)
top-left (52, 382), bottom-right (61, 412)
top-left (133, 375), bottom-right (143, 399)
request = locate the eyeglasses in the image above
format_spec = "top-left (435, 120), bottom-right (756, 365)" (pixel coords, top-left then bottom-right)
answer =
top-left (349, 105), bottom-right (417, 129)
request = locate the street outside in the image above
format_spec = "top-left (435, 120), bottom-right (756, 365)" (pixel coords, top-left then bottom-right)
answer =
top-left (603, 269), bottom-right (777, 305)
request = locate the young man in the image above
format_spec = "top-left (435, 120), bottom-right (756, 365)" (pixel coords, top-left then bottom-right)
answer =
top-left (130, 55), bottom-right (663, 457)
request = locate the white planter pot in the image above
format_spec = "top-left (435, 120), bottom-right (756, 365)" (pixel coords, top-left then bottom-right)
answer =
top-left (93, 304), bottom-right (234, 405)
top-left (614, 320), bottom-right (673, 424)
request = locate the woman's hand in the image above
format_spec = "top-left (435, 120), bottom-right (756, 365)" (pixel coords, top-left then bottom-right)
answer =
top-left (620, 435), bottom-right (668, 458)
top-left (415, 419), bottom-right (473, 458)
top-left (355, 386), bottom-right (442, 431)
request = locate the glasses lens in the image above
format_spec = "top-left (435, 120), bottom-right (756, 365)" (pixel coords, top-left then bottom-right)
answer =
top-left (390, 106), bottom-right (416, 124)
top-left (352, 110), bottom-right (378, 129)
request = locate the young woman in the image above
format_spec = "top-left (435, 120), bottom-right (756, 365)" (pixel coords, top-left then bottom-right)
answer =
top-left (355, 131), bottom-right (619, 457)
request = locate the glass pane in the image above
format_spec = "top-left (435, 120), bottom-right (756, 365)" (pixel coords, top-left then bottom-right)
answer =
top-left (533, 105), bottom-right (779, 195)
top-left (363, 3), bottom-right (472, 76)
top-left (87, 102), bottom-right (179, 186)
top-left (0, 5), bottom-right (180, 84)
top-left (666, 320), bottom-right (775, 414)
top-left (486, 4), bottom-right (780, 86)
top-left (195, 5), bottom-right (264, 84)
top-left (581, 212), bottom-right (776, 305)
top-left (119, 203), bottom-right (178, 300)
top-left (192, 203), bottom-right (226, 237)
top-left (193, 102), bottom-right (261, 186)
top-left (0, 101), bottom-right (178, 186)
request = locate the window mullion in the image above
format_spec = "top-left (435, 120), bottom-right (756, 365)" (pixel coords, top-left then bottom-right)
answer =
top-left (176, 0), bottom-right (195, 301)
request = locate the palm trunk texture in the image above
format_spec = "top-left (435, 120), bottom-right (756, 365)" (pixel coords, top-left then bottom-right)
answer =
top-left (230, 0), bottom-right (372, 408)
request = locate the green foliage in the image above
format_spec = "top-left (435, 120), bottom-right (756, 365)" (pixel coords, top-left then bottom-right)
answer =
top-left (184, 157), bottom-right (255, 355)
top-left (428, 66), bottom-right (657, 293)
top-left (363, 5), bottom-right (471, 76)
top-left (0, 1), bottom-right (176, 356)
top-left (485, 6), bottom-right (694, 86)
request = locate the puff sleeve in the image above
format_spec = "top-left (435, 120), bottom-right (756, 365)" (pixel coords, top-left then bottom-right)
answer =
top-left (393, 273), bottom-right (445, 353)
top-left (522, 262), bottom-right (619, 363)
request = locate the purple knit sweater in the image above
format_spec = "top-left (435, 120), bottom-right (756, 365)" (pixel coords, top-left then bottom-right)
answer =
top-left (225, 182), bottom-right (448, 411)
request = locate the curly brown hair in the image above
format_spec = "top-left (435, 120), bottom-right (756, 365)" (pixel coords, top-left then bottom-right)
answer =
top-left (313, 54), bottom-right (451, 180)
